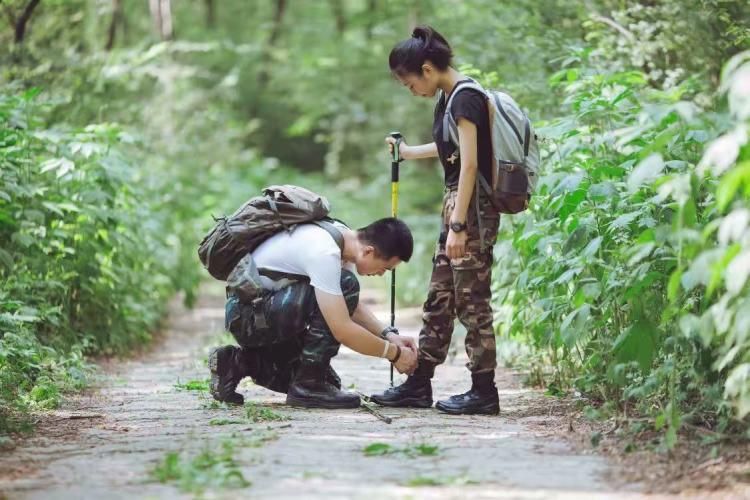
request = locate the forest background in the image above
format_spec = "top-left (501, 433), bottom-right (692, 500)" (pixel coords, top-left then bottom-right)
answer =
top-left (1, 0), bottom-right (750, 453)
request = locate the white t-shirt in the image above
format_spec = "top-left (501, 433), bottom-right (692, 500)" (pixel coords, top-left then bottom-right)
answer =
top-left (252, 222), bottom-right (354, 296)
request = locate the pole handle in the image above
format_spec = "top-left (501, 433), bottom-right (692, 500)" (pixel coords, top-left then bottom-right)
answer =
top-left (389, 131), bottom-right (403, 178)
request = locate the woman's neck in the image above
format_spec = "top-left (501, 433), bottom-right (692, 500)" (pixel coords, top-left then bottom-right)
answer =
top-left (438, 67), bottom-right (465, 96)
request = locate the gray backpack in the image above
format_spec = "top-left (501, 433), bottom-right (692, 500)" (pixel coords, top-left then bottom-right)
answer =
top-left (441, 80), bottom-right (541, 214)
top-left (198, 185), bottom-right (343, 281)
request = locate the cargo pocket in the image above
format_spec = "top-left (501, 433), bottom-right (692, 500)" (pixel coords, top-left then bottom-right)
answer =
top-left (450, 250), bottom-right (485, 271)
top-left (226, 295), bottom-right (274, 348)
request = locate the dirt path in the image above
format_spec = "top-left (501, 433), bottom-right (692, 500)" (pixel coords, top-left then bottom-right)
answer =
top-left (1, 285), bottom-right (670, 499)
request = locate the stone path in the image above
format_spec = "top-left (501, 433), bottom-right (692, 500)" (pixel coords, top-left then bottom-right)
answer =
top-left (0, 284), bottom-right (660, 499)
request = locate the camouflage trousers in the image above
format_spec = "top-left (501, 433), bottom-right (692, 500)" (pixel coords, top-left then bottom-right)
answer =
top-left (418, 189), bottom-right (500, 375)
top-left (225, 270), bottom-right (360, 392)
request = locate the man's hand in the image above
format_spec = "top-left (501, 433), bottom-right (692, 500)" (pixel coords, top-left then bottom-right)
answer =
top-left (392, 345), bottom-right (417, 375)
top-left (446, 229), bottom-right (468, 259)
top-left (386, 332), bottom-right (417, 356)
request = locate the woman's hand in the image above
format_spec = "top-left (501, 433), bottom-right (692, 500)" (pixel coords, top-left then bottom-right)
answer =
top-left (385, 136), bottom-right (410, 160)
top-left (446, 229), bottom-right (467, 259)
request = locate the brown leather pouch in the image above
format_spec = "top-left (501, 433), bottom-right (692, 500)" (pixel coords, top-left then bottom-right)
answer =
top-left (491, 162), bottom-right (530, 214)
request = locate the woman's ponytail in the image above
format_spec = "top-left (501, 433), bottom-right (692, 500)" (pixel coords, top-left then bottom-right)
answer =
top-left (389, 25), bottom-right (453, 76)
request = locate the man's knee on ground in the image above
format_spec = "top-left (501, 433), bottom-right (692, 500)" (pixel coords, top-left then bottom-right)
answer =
top-left (340, 270), bottom-right (360, 315)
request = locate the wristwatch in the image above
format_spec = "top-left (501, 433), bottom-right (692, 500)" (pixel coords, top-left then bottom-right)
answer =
top-left (450, 221), bottom-right (467, 233)
top-left (379, 325), bottom-right (399, 339)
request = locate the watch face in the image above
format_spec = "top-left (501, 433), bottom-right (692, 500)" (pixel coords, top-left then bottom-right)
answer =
top-left (451, 222), bottom-right (466, 232)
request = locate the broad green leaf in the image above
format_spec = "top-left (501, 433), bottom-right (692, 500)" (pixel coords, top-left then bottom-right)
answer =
top-left (680, 197), bottom-right (697, 228)
top-left (0, 248), bottom-right (13, 271)
top-left (581, 236), bottom-right (602, 258)
top-left (624, 271), bottom-right (662, 300)
top-left (609, 211), bottom-right (640, 231)
top-left (613, 319), bottom-right (656, 374)
top-left (718, 209), bottom-right (750, 245)
top-left (559, 189), bottom-right (587, 224)
top-left (363, 443), bottom-right (393, 456)
top-left (726, 250), bottom-right (750, 296)
top-left (628, 154), bottom-right (664, 192)
top-left (724, 364), bottom-right (750, 418)
top-left (40, 157), bottom-right (75, 177)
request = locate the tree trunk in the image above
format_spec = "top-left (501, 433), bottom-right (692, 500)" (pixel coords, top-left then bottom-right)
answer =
top-left (407, 0), bottom-right (424, 33)
top-left (105, 0), bottom-right (123, 50)
top-left (205, 0), bottom-right (215, 28)
top-left (365, 0), bottom-right (377, 40)
top-left (329, 0), bottom-right (345, 35)
top-left (257, 0), bottom-right (288, 87)
top-left (149, 0), bottom-right (173, 40)
top-left (13, 0), bottom-right (40, 44)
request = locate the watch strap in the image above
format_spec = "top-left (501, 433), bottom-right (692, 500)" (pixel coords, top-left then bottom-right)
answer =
top-left (380, 326), bottom-right (399, 339)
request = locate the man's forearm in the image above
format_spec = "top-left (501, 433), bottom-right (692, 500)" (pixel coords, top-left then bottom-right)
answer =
top-left (351, 303), bottom-right (386, 337)
top-left (335, 320), bottom-right (397, 359)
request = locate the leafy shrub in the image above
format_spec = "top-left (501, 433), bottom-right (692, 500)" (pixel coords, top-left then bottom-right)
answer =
top-left (493, 51), bottom-right (750, 442)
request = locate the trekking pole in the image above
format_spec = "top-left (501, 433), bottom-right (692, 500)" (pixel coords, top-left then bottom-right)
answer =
top-left (389, 131), bottom-right (403, 387)
top-left (356, 391), bottom-right (393, 424)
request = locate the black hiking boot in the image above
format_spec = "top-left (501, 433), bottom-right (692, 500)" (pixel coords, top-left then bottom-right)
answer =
top-left (435, 372), bottom-right (499, 415)
top-left (208, 345), bottom-right (252, 405)
top-left (326, 365), bottom-right (342, 389)
top-left (286, 363), bottom-right (360, 409)
top-left (369, 375), bottom-right (433, 408)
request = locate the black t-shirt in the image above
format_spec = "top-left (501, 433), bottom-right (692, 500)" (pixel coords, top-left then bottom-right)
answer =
top-left (432, 80), bottom-right (493, 188)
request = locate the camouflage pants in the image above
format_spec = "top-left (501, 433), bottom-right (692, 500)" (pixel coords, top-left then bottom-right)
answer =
top-left (419, 189), bottom-right (500, 374)
top-left (225, 270), bottom-right (360, 392)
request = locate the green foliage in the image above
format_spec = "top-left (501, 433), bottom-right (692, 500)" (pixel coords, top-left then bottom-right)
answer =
top-left (243, 402), bottom-right (289, 423)
top-left (493, 49), bottom-right (750, 441)
top-left (362, 441), bottom-right (440, 457)
top-left (403, 475), bottom-right (477, 487)
top-left (175, 379), bottom-right (210, 392)
top-left (208, 418), bottom-right (244, 426)
top-left (2, 0), bottom-right (749, 448)
top-left (151, 439), bottom-right (251, 493)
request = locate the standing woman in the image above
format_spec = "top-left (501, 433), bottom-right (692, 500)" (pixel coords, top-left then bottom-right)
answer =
top-left (371, 26), bottom-right (501, 415)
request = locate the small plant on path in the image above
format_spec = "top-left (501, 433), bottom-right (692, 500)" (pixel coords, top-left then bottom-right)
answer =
top-left (209, 418), bottom-right (245, 426)
top-left (151, 439), bottom-right (251, 494)
top-left (362, 442), bottom-right (440, 457)
top-left (244, 402), bottom-right (289, 423)
top-left (175, 379), bottom-right (210, 392)
top-left (403, 475), bottom-right (477, 487)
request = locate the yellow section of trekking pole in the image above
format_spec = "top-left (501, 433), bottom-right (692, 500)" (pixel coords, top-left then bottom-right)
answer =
top-left (391, 182), bottom-right (399, 217)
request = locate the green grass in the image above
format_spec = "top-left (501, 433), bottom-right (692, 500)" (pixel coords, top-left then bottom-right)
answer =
top-left (174, 379), bottom-right (210, 392)
top-left (403, 475), bottom-right (477, 487)
top-left (244, 402), bottom-right (289, 423)
top-left (362, 442), bottom-right (440, 458)
top-left (209, 418), bottom-right (245, 426)
top-left (151, 439), bottom-right (251, 494)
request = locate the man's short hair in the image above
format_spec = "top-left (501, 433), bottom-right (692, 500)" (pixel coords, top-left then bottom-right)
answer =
top-left (357, 218), bottom-right (413, 262)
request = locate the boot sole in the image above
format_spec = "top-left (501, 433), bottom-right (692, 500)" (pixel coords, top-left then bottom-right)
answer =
top-left (369, 396), bottom-right (433, 408)
top-left (286, 394), bottom-right (361, 409)
top-left (434, 400), bottom-right (499, 415)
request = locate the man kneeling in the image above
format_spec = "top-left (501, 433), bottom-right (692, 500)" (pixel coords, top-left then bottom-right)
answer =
top-left (209, 217), bottom-right (418, 409)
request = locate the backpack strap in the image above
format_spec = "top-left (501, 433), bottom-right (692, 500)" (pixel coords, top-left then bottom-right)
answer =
top-left (492, 92), bottom-right (531, 160)
top-left (311, 219), bottom-right (345, 253)
top-left (492, 93), bottom-right (523, 147)
top-left (442, 80), bottom-right (487, 147)
top-left (523, 119), bottom-right (531, 158)
top-left (257, 219), bottom-right (346, 286)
